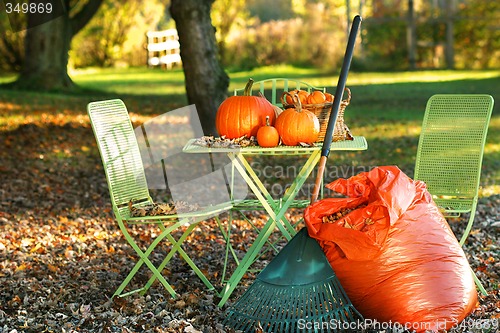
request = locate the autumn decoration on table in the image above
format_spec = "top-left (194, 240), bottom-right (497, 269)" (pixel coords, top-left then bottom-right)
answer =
top-left (193, 135), bottom-right (257, 148)
top-left (258, 92), bottom-right (283, 118)
top-left (306, 90), bottom-right (327, 104)
top-left (275, 92), bottom-right (320, 146)
top-left (257, 116), bottom-right (280, 147)
top-left (210, 79), bottom-right (351, 148)
top-left (283, 89), bottom-right (309, 105)
top-left (215, 78), bottom-right (276, 139)
top-left (324, 92), bottom-right (334, 102)
top-left (281, 88), bottom-right (353, 142)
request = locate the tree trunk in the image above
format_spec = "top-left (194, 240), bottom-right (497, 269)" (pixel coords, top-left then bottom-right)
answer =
top-left (407, 0), bottom-right (417, 70)
top-left (445, 0), bottom-right (455, 69)
top-left (15, 14), bottom-right (73, 90)
top-left (13, 0), bottom-right (103, 91)
top-left (170, 0), bottom-right (229, 136)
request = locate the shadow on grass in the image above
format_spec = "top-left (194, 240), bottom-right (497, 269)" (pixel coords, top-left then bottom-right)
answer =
top-left (0, 83), bottom-right (188, 118)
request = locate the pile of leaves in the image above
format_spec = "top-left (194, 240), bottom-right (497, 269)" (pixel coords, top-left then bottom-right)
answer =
top-left (128, 201), bottom-right (200, 217)
top-left (0, 101), bottom-right (499, 333)
top-left (192, 136), bottom-right (257, 149)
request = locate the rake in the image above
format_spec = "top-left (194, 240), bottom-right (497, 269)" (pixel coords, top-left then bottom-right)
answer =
top-left (224, 15), bottom-right (363, 333)
top-left (223, 228), bottom-right (363, 332)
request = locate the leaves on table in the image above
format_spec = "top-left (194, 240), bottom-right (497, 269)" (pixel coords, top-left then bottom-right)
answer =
top-left (193, 135), bottom-right (257, 148)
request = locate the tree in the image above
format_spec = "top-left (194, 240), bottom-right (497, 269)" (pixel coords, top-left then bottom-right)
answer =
top-left (71, 0), bottom-right (166, 68)
top-left (0, 11), bottom-right (25, 72)
top-left (12, 0), bottom-right (103, 91)
top-left (211, 0), bottom-right (250, 65)
top-left (170, 0), bottom-right (229, 136)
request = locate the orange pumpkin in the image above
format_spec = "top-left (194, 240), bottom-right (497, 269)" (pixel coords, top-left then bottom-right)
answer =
top-left (283, 89), bottom-right (309, 105)
top-left (307, 90), bottom-right (326, 104)
top-left (216, 79), bottom-right (276, 139)
top-left (297, 90), bottom-right (309, 104)
top-left (275, 93), bottom-right (320, 146)
top-left (284, 89), bottom-right (299, 105)
top-left (257, 116), bottom-right (280, 147)
top-left (324, 92), bottom-right (334, 102)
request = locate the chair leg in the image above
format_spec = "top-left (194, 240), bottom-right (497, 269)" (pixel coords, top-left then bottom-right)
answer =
top-left (142, 219), bottom-right (222, 294)
top-left (215, 214), bottom-right (240, 284)
top-left (455, 201), bottom-right (488, 295)
top-left (113, 220), bottom-right (182, 298)
top-left (164, 227), bottom-right (216, 291)
top-left (471, 267), bottom-right (488, 296)
top-left (218, 219), bottom-right (277, 307)
top-left (459, 201), bottom-right (478, 246)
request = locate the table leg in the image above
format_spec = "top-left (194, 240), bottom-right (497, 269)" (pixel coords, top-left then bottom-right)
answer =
top-left (229, 153), bottom-right (294, 240)
top-left (234, 151), bottom-right (320, 236)
top-left (218, 150), bottom-right (321, 307)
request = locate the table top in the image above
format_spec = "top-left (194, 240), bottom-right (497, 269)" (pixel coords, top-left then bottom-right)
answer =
top-left (183, 136), bottom-right (367, 155)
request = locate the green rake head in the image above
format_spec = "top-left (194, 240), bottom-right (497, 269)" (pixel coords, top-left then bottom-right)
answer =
top-left (224, 228), bottom-right (363, 332)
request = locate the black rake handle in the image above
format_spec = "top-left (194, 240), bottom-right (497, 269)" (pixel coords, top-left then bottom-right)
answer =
top-left (311, 15), bottom-right (362, 204)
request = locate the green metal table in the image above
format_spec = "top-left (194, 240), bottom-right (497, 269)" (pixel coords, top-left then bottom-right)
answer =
top-left (183, 136), bottom-right (367, 306)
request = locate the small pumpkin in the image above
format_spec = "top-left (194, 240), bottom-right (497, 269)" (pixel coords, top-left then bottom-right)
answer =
top-left (216, 78), bottom-right (276, 139)
top-left (282, 89), bottom-right (309, 106)
top-left (324, 92), bottom-right (334, 102)
top-left (283, 89), bottom-right (299, 105)
top-left (275, 93), bottom-right (320, 146)
top-left (257, 116), bottom-right (280, 147)
top-left (307, 90), bottom-right (326, 104)
top-left (297, 90), bottom-right (309, 104)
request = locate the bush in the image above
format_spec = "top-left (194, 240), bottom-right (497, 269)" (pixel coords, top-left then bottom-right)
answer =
top-left (223, 3), bottom-right (346, 71)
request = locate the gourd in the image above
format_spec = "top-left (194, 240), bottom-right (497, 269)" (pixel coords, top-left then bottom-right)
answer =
top-left (307, 91), bottom-right (326, 104)
top-left (258, 92), bottom-right (283, 118)
top-left (216, 78), bottom-right (276, 139)
top-left (283, 89), bottom-right (309, 105)
top-left (324, 92), bottom-right (334, 102)
top-left (275, 93), bottom-right (320, 146)
top-left (257, 116), bottom-right (280, 147)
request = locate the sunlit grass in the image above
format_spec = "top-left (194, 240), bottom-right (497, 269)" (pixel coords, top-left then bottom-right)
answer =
top-left (1, 66), bottom-right (499, 197)
top-left (0, 73), bottom-right (16, 84)
top-left (3, 66), bottom-right (499, 97)
top-left (343, 70), bottom-right (500, 85)
top-left (71, 67), bottom-right (187, 95)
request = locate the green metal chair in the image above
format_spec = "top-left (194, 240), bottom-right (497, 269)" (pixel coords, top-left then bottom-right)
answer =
top-left (233, 77), bottom-right (326, 106)
top-left (414, 94), bottom-right (494, 295)
top-left (87, 99), bottom-right (230, 299)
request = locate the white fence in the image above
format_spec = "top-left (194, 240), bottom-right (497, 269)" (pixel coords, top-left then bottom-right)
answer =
top-left (146, 29), bottom-right (181, 69)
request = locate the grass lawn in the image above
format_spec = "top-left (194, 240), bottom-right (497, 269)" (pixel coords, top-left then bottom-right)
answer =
top-left (1, 66), bottom-right (499, 196)
top-left (1, 66), bottom-right (499, 331)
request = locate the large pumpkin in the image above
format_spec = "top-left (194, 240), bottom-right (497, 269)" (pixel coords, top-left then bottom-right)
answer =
top-left (216, 79), bottom-right (276, 139)
top-left (275, 93), bottom-right (320, 146)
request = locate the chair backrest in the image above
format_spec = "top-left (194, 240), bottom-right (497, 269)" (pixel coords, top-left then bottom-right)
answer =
top-left (414, 94), bottom-right (494, 199)
top-left (233, 78), bottom-right (326, 106)
top-left (87, 99), bottom-right (152, 217)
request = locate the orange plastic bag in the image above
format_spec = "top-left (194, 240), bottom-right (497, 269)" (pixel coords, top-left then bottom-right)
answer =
top-left (305, 166), bottom-right (477, 332)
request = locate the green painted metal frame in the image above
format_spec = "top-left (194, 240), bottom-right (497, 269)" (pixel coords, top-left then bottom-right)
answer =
top-left (183, 137), bottom-right (368, 306)
top-left (233, 78), bottom-right (326, 106)
top-left (414, 94), bottom-right (494, 296)
top-left (87, 99), bottom-right (231, 299)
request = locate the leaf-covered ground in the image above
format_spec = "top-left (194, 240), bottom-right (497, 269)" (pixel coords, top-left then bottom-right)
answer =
top-left (0, 88), bottom-right (499, 332)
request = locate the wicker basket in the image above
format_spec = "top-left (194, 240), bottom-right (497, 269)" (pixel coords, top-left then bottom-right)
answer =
top-left (281, 88), bottom-right (353, 142)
